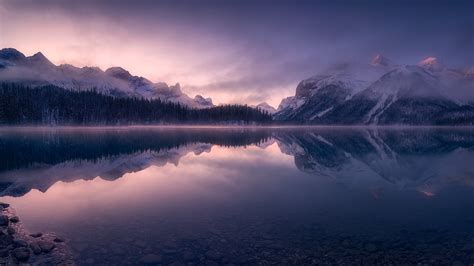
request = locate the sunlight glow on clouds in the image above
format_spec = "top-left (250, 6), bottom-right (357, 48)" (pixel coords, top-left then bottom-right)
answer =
top-left (1, 0), bottom-right (472, 106)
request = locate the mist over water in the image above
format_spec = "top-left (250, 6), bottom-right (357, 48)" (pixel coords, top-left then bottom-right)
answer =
top-left (0, 127), bottom-right (472, 265)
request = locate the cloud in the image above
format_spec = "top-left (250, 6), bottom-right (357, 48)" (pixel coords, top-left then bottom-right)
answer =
top-left (1, 0), bottom-right (472, 106)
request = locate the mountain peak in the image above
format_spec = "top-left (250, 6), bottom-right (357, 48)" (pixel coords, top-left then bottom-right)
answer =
top-left (256, 102), bottom-right (277, 114)
top-left (105, 67), bottom-right (132, 80)
top-left (371, 54), bottom-right (393, 67)
top-left (31, 52), bottom-right (46, 59)
top-left (464, 66), bottom-right (474, 78)
top-left (418, 57), bottom-right (445, 71)
top-left (194, 95), bottom-right (214, 107)
top-left (27, 52), bottom-right (55, 67)
top-left (0, 48), bottom-right (26, 61)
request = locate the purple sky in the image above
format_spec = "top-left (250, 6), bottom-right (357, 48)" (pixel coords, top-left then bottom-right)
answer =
top-left (1, 0), bottom-right (472, 105)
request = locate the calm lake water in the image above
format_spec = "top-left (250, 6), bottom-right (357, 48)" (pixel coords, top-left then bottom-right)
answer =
top-left (0, 127), bottom-right (473, 265)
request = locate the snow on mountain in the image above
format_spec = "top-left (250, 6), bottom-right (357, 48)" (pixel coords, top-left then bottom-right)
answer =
top-left (417, 56), bottom-right (445, 72)
top-left (252, 102), bottom-right (277, 114)
top-left (274, 56), bottom-right (393, 121)
top-left (464, 67), bottom-right (474, 78)
top-left (274, 55), bottom-right (473, 125)
top-left (0, 48), bottom-right (214, 108)
top-left (0, 143), bottom-right (212, 197)
top-left (193, 95), bottom-right (214, 108)
top-left (358, 65), bottom-right (448, 123)
top-left (274, 129), bottom-right (474, 192)
top-left (371, 54), bottom-right (394, 67)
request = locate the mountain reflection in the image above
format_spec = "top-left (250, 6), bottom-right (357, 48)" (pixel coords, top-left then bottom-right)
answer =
top-left (0, 127), bottom-right (472, 197)
top-left (275, 128), bottom-right (474, 194)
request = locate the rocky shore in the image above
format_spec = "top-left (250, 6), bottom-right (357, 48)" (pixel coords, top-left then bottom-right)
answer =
top-left (0, 202), bottom-right (74, 265)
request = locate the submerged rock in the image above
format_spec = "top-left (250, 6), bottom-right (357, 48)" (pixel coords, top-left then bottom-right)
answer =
top-left (9, 216), bottom-right (19, 223)
top-left (38, 240), bottom-right (56, 253)
top-left (0, 202), bottom-right (74, 264)
top-left (30, 241), bottom-right (42, 255)
top-left (13, 239), bottom-right (29, 247)
top-left (7, 226), bottom-right (15, 235)
top-left (12, 247), bottom-right (30, 262)
top-left (0, 233), bottom-right (13, 247)
top-left (140, 253), bottom-right (162, 264)
top-left (0, 248), bottom-right (9, 257)
top-left (205, 250), bottom-right (222, 260)
top-left (54, 236), bottom-right (66, 243)
top-left (0, 215), bottom-right (9, 226)
top-left (30, 232), bottom-right (43, 238)
top-left (364, 243), bottom-right (377, 252)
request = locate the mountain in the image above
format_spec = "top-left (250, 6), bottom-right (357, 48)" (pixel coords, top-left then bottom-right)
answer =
top-left (274, 55), bottom-right (474, 125)
top-left (0, 128), bottom-right (271, 197)
top-left (0, 48), bottom-right (213, 108)
top-left (273, 60), bottom-right (392, 121)
top-left (1, 128), bottom-right (471, 197)
top-left (0, 144), bottom-right (211, 197)
top-left (252, 102), bottom-right (277, 114)
top-left (371, 54), bottom-right (394, 67)
top-left (274, 129), bottom-right (474, 193)
top-left (417, 57), bottom-right (445, 72)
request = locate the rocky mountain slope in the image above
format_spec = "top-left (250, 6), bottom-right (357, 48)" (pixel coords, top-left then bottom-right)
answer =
top-left (0, 48), bottom-right (213, 108)
top-left (274, 55), bottom-right (474, 125)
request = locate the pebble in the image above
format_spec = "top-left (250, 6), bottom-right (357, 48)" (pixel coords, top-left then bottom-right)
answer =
top-left (205, 260), bottom-right (220, 266)
top-left (365, 243), bottom-right (377, 252)
top-left (0, 248), bottom-right (9, 258)
top-left (0, 204), bottom-right (73, 265)
top-left (54, 236), bottom-right (65, 243)
top-left (133, 240), bottom-right (147, 248)
top-left (13, 239), bottom-right (29, 247)
top-left (0, 215), bottom-right (9, 226)
top-left (0, 233), bottom-right (13, 247)
top-left (163, 248), bottom-right (177, 254)
top-left (30, 232), bottom-right (43, 238)
top-left (140, 253), bottom-right (162, 264)
top-left (6, 226), bottom-right (15, 235)
top-left (205, 250), bottom-right (222, 260)
top-left (182, 250), bottom-right (196, 261)
top-left (38, 240), bottom-right (56, 253)
top-left (462, 243), bottom-right (474, 251)
top-left (168, 262), bottom-right (185, 266)
top-left (12, 247), bottom-right (30, 262)
top-left (29, 242), bottom-right (42, 255)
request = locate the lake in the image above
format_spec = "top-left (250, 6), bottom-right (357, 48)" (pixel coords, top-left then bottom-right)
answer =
top-left (0, 127), bottom-right (473, 265)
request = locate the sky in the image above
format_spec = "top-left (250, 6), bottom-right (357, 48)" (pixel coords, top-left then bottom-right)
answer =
top-left (0, 0), bottom-right (472, 106)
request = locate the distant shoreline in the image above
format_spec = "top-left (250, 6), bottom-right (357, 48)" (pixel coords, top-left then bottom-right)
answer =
top-left (0, 124), bottom-right (472, 130)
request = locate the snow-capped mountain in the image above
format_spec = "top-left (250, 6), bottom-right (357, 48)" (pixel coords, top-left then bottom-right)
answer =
top-left (252, 102), bottom-right (277, 114)
top-left (371, 54), bottom-right (394, 67)
top-left (274, 60), bottom-right (392, 121)
top-left (274, 55), bottom-right (474, 125)
top-left (0, 143), bottom-right (213, 197)
top-left (274, 129), bottom-right (474, 193)
top-left (417, 56), bottom-right (445, 72)
top-left (0, 48), bottom-right (214, 108)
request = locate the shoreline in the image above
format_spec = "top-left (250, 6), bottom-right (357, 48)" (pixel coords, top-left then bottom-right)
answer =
top-left (0, 124), bottom-right (472, 130)
top-left (0, 202), bottom-right (73, 265)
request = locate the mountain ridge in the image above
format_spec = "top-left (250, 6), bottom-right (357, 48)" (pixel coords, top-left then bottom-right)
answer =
top-left (274, 55), bottom-right (473, 125)
top-left (0, 48), bottom-right (214, 108)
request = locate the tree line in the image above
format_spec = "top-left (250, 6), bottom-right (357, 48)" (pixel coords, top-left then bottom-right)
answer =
top-left (0, 83), bottom-right (273, 125)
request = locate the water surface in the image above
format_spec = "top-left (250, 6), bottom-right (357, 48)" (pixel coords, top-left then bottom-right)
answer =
top-left (0, 127), bottom-right (473, 265)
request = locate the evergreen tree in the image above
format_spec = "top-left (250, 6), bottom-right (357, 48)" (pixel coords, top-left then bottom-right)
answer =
top-left (0, 83), bottom-right (273, 125)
